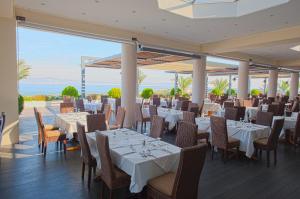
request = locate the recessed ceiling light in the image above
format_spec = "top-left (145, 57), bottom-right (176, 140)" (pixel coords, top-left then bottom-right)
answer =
top-left (95, 0), bottom-right (100, 3)
top-left (162, 18), bottom-right (166, 22)
top-left (234, 23), bottom-right (238, 26)
top-left (291, 45), bottom-right (300, 52)
top-left (165, 31), bottom-right (169, 34)
top-left (142, 26), bottom-right (146, 30)
top-left (41, 2), bottom-right (46, 6)
top-left (115, 19), bottom-right (119, 23)
top-left (81, 12), bottom-right (86, 15)
top-left (132, 10), bottom-right (136, 14)
top-left (270, 14), bottom-right (274, 17)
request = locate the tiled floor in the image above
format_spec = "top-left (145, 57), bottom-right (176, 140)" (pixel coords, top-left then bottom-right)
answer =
top-left (1, 107), bottom-right (300, 199)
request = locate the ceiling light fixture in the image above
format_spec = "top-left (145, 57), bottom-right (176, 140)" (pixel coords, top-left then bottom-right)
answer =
top-left (157, 0), bottom-right (289, 19)
top-left (291, 45), bottom-right (300, 52)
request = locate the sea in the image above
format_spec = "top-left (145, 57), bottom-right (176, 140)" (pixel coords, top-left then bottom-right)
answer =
top-left (19, 83), bottom-right (173, 96)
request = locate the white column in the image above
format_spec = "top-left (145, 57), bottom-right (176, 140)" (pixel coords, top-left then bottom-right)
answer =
top-left (290, 72), bottom-right (299, 100)
top-left (121, 43), bottom-right (137, 128)
top-left (267, 70), bottom-right (278, 98)
top-left (237, 61), bottom-right (249, 99)
top-left (192, 56), bottom-right (206, 104)
top-left (0, 0), bottom-right (19, 145)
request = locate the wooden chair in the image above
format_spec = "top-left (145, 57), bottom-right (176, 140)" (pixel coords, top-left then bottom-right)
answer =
top-left (109, 107), bottom-right (126, 130)
top-left (174, 101), bottom-right (182, 110)
top-left (267, 104), bottom-right (279, 116)
top-left (254, 119), bottom-right (284, 167)
top-left (187, 102), bottom-right (199, 116)
top-left (267, 97), bottom-right (275, 104)
top-left (103, 104), bottom-right (112, 125)
top-left (236, 106), bottom-right (246, 121)
top-left (210, 116), bottom-right (240, 162)
top-left (135, 103), bottom-right (150, 133)
top-left (149, 105), bottom-right (158, 121)
top-left (252, 98), bottom-right (259, 107)
top-left (36, 110), bottom-right (67, 157)
top-left (291, 101), bottom-right (299, 112)
top-left (199, 101), bottom-right (204, 117)
top-left (152, 97), bottom-right (161, 107)
top-left (180, 100), bottom-right (190, 111)
top-left (34, 107), bottom-right (59, 149)
top-left (182, 111), bottom-right (196, 124)
top-left (285, 113), bottom-right (300, 148)
top-left (277, 102), bottom-right (285, 116)
top-left (95, 133), bottom-right (131, 198)
top-left (86, 114), bottom-right (107, 133)
top-left (224, 107), bottom-right (239, 121)
top-left (0, 112), bottom-right (5, 145)
top-left (147, 144), bottom-right (207, 199)
top-left (77, 122), bottom-right (97, 189)
top-left (175, 121), bottom-right (198, 148)
top-left (75, 99), bottom-right (85, 112)
top-left (223, 101), bottom-right (234, 109)
top-left (114, 98), bottom-right (121, 116)
top-left (256, 111), bottom-right (274, 127)
top-left (149, 115), bottom-right (165, 138)
top-left (60, 102), bottom-right (74, 113)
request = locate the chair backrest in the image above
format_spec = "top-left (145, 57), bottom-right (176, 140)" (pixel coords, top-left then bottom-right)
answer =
top-left (267, 104), bottom-right (279, 116)
top-left (294, 113), bottom-right (300, 138)
top-left (77, 122), bottom-right (94, 164)
top-left (210, 116), bottom-right (228, 149)
top-left (135, 103), bottom-right (143, 121)
top-left (223, 101), bottom-right (234, 109)
top-left (175, 121), bottom-right (198, 148)
top-left (0, 112), bottom-right (6, 144)
top-left (236, 106), bottom-right (246, 121)
top-left (224, 107), bottom-right (239, 121)
top-left (180, 100), bottom-right (190, 111)
top-left (199, 101), bottom-right (204, 117)
top-left (33, 107), bottom-right (43, 144)
top-left (267, 97), bottom-right (275, 104)
top-left (267, 119), bottom-right (284, 149)
top-left (101, 95), bottom-right (108, 103)
top-left (63, 96), bottom-right (74, 103)
top-left (252, 98), bottom-right (259, 107)
top-left (182, 111), bottom-right (196, 124)
top-left (172, 144), bottom-right (207, 199)
top-left (60, 102), bottom-right (74, 113)
top-left (95, 133), bottom-right (116, 186)
top-left (149, 105), bottom-right (158, 119)
top-left (256, 111), bottom-right (274, 127)
top-left (234, 99), bottom-right (241, 107)
top-left (75, 99), bottom-right (85, 112)
top-left (149, 115), bottom-right (165, 138)
top-left (152, 97), bottom-right (160, 107)
top-left (35, 110), bottom-right (47, 141)
top-left (188, 102), bottom-right (199, 116)
top-left (115, 98), bottom-right (121, 114)
top-left (243, 100), bottom-right (252, 107)
top-left (86, 114), bottom-right (107, 132)
top-left (103, 104), bottom-right (112, 123)
top-left (114, 107), bottom-right (126, 128)
top-left (277, 102), bottom-right (285, 116)
top-left (291, 101), bottom-right (299, 112)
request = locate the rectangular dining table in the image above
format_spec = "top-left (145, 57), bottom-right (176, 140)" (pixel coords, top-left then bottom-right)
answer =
top-left (54, 112), bottom-right (89, 139)
top-left (196, 117), bottom-right (271, 158)
top-left (86, 129), bottom-right (181, 193)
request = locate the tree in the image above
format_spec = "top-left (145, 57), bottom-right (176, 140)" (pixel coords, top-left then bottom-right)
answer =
top-left (18, 60), bottom-right (31, 80)
top-left (178, 76), bottom-right (192, 93)
top-left (210, 78), bottom-right (228, 96)
top-left (278, 80), bottom-right (290, 95)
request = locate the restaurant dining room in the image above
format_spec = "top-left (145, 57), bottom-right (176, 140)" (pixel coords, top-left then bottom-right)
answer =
top-left (1, 0), bottom-right (300, 199)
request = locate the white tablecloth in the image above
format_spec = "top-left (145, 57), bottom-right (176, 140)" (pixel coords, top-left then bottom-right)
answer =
top-left (86, 129), bottom-right (181, 193)
top-left (196, 117), bottom-right (270, 157)
top-left (84, 102), bottom-right (102, 113)
top-left (203, 103), bottom-right (222, 114)
top-left (217, 107), bottom-right (261, 121)
top-left (107, 98), bottom-right (116, 111)
top-left (143, 107), bottom-right (183, 130)
top-left (54, 112), bottom-right (89, 138)
top-left (273, 113), bottom-right (298, 137)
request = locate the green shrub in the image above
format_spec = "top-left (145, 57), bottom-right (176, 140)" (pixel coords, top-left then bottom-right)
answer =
top-left (211, 88), bottom-right (222, 96)
top-left (141, 88), bottom-right (154, 99)
top-left (61, 86), bottom-right (79, 98)
top-left (182, 93), bottom-right (190, 98)
top-left (170, 88), bottom-right (182, 96)
top-left (226, 88), bottom-right (236, 96)
top-left (251, 89), bottom-right (261, 96)
top-left (107, 88), bottom-right (121, 99)
top-left (18, 95), bottom-right (24, 114)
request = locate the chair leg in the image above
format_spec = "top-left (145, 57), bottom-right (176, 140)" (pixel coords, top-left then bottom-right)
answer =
top-left (140, 122), bottom-right (143, 133)
top-left (41, 141), bottom-right (44, 153)
top-left (236, 147), bottom-right (239, 159)
top-left (254, 148), bottom-right (258, 158)
top-left (63, 140), bottom-right (67, 154)
top-left (109, 189), bottom-right (113, 199)
top-left (93, 166), bottom-right (96, 176)
top-left (88, 166), bottom-right (92, 190)
top-left (43, 142), bottom-right (47, 157)
top-left (267, 150), bottom-right (270, 168)
top-left (223, 150), bottom-right (227, 163)
top-left (274, 149), bottom-right (277, 166)
top-left (211, 146), bottom-right (214, 160)
top-left (81, 162), bottom-right (85, 180)
top-left (259, 149), bottom-right (262, 160)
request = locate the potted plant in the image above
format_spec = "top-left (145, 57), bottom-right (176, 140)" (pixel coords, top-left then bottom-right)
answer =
top-left (107, 88), bottom-right (121, 99)
top-left (61, 86), bottom-right (79, 101)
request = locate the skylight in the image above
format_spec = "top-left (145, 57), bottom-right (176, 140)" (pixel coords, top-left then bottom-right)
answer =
top-left (290, 45), bottom-right (300, 52)
top-left (157, 0), bottom-right (290, 19)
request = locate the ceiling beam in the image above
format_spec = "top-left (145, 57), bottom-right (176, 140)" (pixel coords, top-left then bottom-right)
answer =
top-left (201, 25), bottom-right (300, 54)
top-left (278, 59), bottom-right (300, 68)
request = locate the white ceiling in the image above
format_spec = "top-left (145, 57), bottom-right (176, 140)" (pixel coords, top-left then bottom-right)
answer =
top-left (15, 0), bottom-right (300, 44)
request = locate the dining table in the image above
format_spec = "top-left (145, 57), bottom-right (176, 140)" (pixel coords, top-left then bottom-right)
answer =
top-left (86, 128), bottom-right (181, 193)
top-left (84, 102), bottom-right (102, 113)
top-left (196, 117), bottom-right (271, 158)
top-left (273, 112), bottom-right (298, 137)
top-left (54, 112), bottom-right (89, 138)
top-left (202, 102), bottom-right (222, 114)
top-left (143, 107), bottom-right (183, 130)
